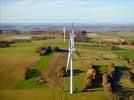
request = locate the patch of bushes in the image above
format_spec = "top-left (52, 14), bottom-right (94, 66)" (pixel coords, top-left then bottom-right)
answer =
top-left (23, 67), bottom-right (41, 80)
top-left (36, 45), bottom-right (68, 56)
top-left (0, 41), bottom-right (10, 48)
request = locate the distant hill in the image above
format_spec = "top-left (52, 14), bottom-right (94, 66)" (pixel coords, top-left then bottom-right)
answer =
top-left (1, 23), bottom-right (134, 33)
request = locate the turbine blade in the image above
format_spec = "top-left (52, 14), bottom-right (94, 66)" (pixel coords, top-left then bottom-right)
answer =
top-left (66, 49), bottom-right (70, 72)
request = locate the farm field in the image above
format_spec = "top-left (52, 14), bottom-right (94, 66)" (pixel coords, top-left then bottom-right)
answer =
top-left (0, 33), bottom-right (134, 100)
top-left (1, 0), bottom-right (134, 99)
top-left (0, 43), bottom-right (40, 89)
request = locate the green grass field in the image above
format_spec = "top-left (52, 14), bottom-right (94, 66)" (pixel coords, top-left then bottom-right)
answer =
top-left (0, 34), bottom-right (134, 100)
top-left (113, 49), bottom-right (134, 60)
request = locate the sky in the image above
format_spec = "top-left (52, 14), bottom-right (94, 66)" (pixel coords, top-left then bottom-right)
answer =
top-left (0, 0), bottom-right (134, 24)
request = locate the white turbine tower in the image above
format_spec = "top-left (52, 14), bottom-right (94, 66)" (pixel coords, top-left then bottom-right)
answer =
top-left (66, 23), bottom-right (75, 94)
top-left (63, 24), bottom-right (66, 42)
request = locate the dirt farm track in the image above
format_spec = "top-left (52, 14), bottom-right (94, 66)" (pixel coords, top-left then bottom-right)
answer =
top-left (44, 52), bottom-right (68, 87)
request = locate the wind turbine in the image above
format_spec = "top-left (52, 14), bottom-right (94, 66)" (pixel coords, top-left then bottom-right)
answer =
top-left (66, 23), bottom-right (75, 94)
top-left (63, 24), bottom-right (66, 42)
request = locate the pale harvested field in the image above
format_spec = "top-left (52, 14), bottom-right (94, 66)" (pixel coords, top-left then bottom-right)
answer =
top-left (0, 53), bottom-right (40, 89)
top-left (0, 88), bottom-right (107, 100)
